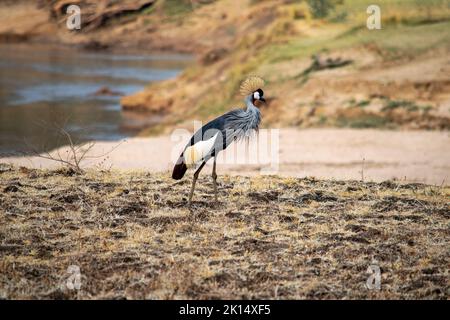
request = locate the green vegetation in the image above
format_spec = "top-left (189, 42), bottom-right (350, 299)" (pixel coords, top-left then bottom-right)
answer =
top-left (259, 0), bottom-right (450, 65)
top-left (144, 0), bottom-right (212, 19)
top-left (334, 0), bottom-right (450, 24)
top-left (160, 0), bottom-right (193, 16)
top-left (265, 19), bottom-right (450, 64)
top-left (382, 99), bottom-right (433, 112)
top-left (348, 99), bottom-right (371, 108)
top-left (307, 0), bottom-right (341, 18)
top-left (336, 113), bottom-right (389, 128)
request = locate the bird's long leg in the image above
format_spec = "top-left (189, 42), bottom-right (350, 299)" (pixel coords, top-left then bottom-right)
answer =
top-left (188, 161), bottom-right (206, 206)
top-left (212, 157), bottom-right (218, 203)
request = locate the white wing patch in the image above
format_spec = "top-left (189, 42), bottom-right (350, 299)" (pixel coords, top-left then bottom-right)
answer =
top-left (184, 132), bottom-right (218, 167)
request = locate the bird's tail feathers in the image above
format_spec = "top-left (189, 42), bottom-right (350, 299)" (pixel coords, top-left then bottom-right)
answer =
top-left (172, 156), bottom-right (188, 180)
top-left (172, 132), bottom-right (219, 180)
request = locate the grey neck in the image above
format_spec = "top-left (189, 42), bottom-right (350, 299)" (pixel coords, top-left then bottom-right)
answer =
top-left (245, 94), bottom-right (257, 112)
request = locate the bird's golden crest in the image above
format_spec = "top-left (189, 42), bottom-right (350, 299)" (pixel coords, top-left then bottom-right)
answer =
top-left (239, 76), bottom-right (265, 96)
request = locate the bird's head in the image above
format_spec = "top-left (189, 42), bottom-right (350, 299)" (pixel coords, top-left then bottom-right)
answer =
top-left (240, 76), bottom-right (266, 106)
top-left (252, 88), bottom-right (266, 104)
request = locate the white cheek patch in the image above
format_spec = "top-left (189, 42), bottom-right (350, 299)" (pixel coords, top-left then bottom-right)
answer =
top-left (253, 91), bottom-right (260, 100)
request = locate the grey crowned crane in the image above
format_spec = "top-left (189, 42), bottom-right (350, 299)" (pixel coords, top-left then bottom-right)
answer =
top-left (172, 76), bottom-right (266, 205)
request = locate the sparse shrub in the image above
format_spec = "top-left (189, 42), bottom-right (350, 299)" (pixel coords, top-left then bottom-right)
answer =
top-left (382, 99), bottom-right (433, 112)
top-left (328, 10), bottom-right (347, 23)
top-left (318, 115), bottom-right (328, 125)
top-left (160, 0), bottom-right (193, 16)
top-left (25, 124), bottom-right (122, 174)
top-left (357, 100), bottom-right (370, 108)
top-left (336, 113), bottom-right (388, 128)
top-left (284, 2), bottom-right (312, 21)
top-left (307, 0), bottom-right (341, 19)
top-left (348, 99), bottom-right (370, 108)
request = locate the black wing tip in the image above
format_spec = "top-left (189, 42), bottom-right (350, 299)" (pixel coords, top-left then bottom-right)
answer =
top-left (172, 161), bottom-right (187, 180)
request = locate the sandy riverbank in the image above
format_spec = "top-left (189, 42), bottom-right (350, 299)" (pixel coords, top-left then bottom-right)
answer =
top-left (2, 128), bottom-right (449, 185)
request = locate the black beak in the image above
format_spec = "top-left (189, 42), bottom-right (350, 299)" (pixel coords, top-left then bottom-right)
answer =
top-left (259, 97), bottom-right (266, 103)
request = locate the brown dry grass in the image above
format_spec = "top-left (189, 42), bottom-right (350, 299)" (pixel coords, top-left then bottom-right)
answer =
top-left (0, 164), bottom-right (448, 299)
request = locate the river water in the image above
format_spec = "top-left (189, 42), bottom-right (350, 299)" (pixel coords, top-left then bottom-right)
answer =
top-left (0, 43), bottom-right (190, 156)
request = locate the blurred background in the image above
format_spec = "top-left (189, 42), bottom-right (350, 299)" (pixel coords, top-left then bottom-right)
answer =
top-left (0, 0), bottom-right (449, 182)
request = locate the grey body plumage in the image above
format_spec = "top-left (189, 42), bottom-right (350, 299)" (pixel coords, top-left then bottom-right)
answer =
top-left (172, 76), bottom-right (266, 205)
top-left (223, 95), bottom-right (261, 142)
top-left (189, 94), bottom-right (261, 164)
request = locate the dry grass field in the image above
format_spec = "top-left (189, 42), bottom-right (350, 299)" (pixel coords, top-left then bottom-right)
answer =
top-left (0, 164), bottom-right (448, 299)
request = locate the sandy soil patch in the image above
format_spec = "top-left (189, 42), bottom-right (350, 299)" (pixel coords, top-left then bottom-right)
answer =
top-left (2, 128), bottom-right (449, 185)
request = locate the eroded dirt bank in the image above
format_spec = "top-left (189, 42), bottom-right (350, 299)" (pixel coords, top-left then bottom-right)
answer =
top-left (0, 0), bottom-right (257, 53)
top-left (3, 1), bottom-right (450, 134)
